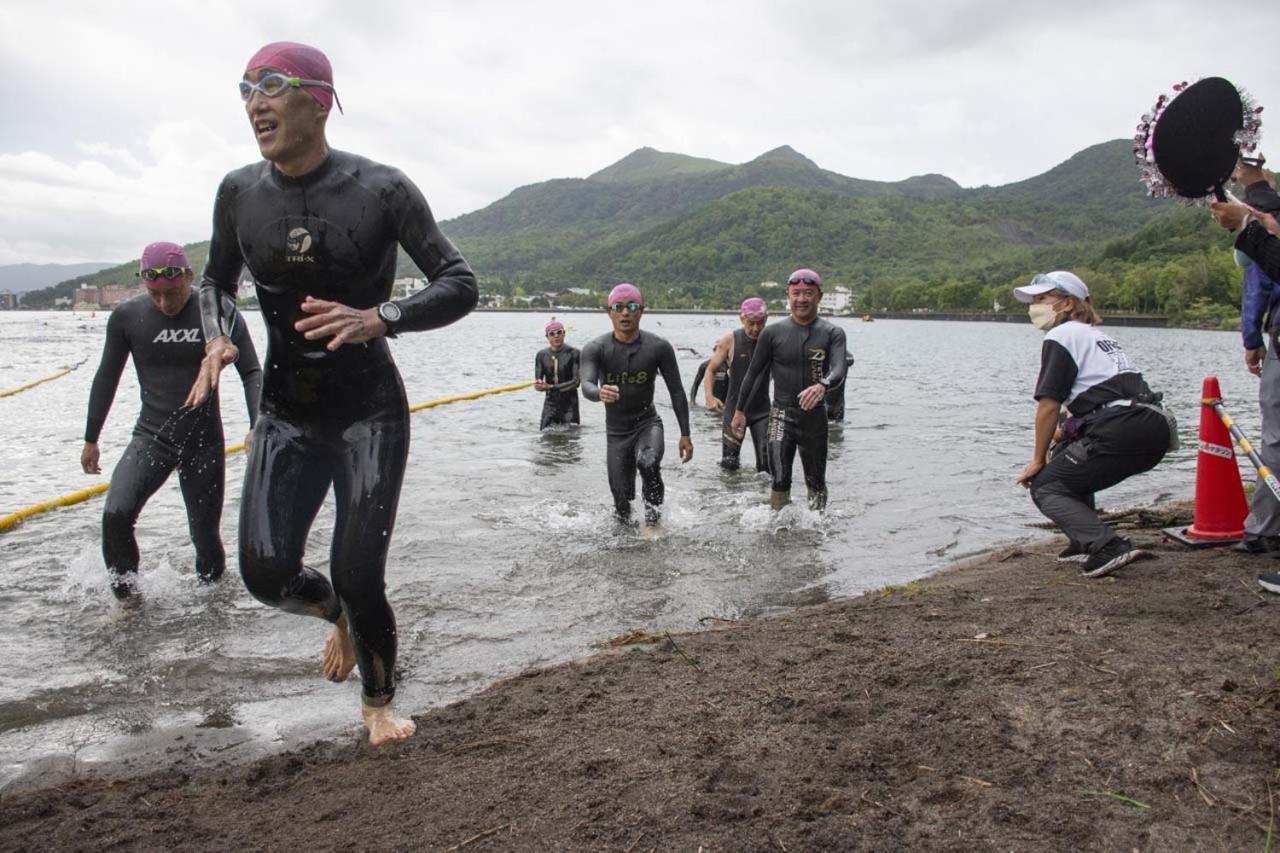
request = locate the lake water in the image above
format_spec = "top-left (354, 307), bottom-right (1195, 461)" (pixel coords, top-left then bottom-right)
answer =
top-left (0, 309), bottom-right (1259, 785)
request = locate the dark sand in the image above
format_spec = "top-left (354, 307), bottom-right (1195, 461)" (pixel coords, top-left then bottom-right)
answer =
top-left (4, 517), bottom-right (1280, 851)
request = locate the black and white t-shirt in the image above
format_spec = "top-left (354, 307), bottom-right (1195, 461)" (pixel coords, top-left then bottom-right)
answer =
top-left (1033, 321), bottom-right (1151, 416)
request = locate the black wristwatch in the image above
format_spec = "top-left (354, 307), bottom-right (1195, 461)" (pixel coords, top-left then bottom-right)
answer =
top-left (377, 301), bottom-right (403, 337)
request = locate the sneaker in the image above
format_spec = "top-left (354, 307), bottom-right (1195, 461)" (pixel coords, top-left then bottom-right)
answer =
top-left (1056, 543), bottom-right (1089, 563)
top-left (1082, 538), bottom-right (1143, 578)
top-left (1236, 536), bottom-right (1280, 556)
top-left (1259, 573), bottom-right (1280, 595)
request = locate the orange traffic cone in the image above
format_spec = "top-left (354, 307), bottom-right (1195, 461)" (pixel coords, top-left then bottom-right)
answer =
top-left (1165, 376), bottom-right (1247, 545)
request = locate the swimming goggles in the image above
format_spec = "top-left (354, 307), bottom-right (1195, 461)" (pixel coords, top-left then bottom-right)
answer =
top-left (787, 273), bottom-right (821, 287)
top-left (239, 73), bottom-right (344, 113)
top-left (609, 301), bottom-right (642, 313)
top-left (547, 329), bottom-right (565, 336)
top-left (137, 266), bottom-right (189, 281)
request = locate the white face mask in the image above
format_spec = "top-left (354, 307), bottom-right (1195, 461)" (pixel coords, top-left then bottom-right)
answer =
top-left (1028, 302), bottom-right (1058, 331)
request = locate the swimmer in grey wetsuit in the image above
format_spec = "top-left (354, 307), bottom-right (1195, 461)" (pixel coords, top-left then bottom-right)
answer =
top-left (706, 297), bottom-right (771, 471)
top-left (534, 319), bottom-right (580, 429)
top-left (732, 269), bottom-right (848, 510)
top-left (580, 283), bottom-right (693, 523)
top-left (82, 242), bottom-right (261, 599)
top-left (185, 42), bottom-right (477, 745)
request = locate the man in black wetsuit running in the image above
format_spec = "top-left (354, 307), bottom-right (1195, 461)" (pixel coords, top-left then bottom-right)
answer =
top-left (534, 319), bottom-right (580, 429)
top-left (83, 241), bottom-right (261, 599)
top-left (732, 270), bottom-right (848, 510)
top-left (580, 283), bottom-right (693, 524)
top-left (705, 297), bottom-right (770, 471)
top-left (184, 42), bottom-right (478, 745)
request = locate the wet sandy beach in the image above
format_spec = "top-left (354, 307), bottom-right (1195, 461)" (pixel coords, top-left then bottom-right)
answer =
top-left (4, 513), bottom-right (1279, 851)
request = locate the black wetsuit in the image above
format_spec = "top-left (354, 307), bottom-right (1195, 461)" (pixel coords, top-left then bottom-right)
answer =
top-left (721, 328), bottom-right (771, 472)
top-left (85, 293), bottom-right (261, 597)
top-left (736, 317), bottom-right (848, 508)
top-left (580, 330), bottom-right (691, 521)
top-left (534, 345), bottom-right (580, 429)
top-left (825, 354), bottom-right (857, 422)
top-left (690, 358), bottom-right (728, 405)
top-left (199, 149), bottom-right (477, 707)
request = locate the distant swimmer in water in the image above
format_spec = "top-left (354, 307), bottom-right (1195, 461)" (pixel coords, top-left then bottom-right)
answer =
top-left (581, 284), bottom-right (693, 524)
top-left (82, 242), bottom-right (261, 599)
top-left (534, 319), bottom-right (580, 429)
top-left (732, 270), bottom-right (848, 510)
top-left (707, 297), bottom-right (770, 472)
top-left (825, 354), bottom-right (856, 423)
top-left (185, 42), bottom-right (477, 744)
top-left (689, 340), bottom-right (728, 407)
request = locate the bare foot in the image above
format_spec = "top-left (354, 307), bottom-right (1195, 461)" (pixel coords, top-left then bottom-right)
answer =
top-left (362, 703), bottom-right (416, 745)
top-left (321, 614), bottom-right (357, 682)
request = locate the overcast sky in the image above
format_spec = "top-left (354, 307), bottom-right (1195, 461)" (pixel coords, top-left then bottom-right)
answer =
top-left (2, 0), bottom-right (1277, 265)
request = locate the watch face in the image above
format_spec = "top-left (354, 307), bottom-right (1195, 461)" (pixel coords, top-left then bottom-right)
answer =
top-left (380, 302), bottom-right (403, 323)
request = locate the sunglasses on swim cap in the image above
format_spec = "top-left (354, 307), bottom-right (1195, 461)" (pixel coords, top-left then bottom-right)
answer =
top-left (609, 301), bottom-right (642, 313)
top-left (239, 73), bottom-right (344, 112)
top-left (136, 266), bottom-right (189, 281)
top-left (787, 273), bottom-right (821, 287)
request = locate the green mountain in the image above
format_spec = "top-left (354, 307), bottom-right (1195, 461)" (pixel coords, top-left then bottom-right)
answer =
top-left (23, 139), bottom-right (1243, 325)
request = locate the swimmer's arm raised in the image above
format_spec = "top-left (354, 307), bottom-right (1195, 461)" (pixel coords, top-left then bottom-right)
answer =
top-left (387, 171), bottom-right (479, 332)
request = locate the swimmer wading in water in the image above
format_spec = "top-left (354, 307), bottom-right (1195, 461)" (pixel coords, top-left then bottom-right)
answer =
top-left (580, 284), bottom-right (693, 524)
top-left (185, 42), bottom-right (478, 745)
top-left (83, 242), bottom-right (261, 599)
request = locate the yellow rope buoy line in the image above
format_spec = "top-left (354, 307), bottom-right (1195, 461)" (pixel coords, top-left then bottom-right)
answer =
top-left (0, 364), bottom-right (81, 399)
top-left (0, 380), bottom-right (535, 533)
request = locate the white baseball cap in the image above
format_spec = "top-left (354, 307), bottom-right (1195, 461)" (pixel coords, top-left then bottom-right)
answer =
top-left (1013, 271), bottom-right (1090, 303)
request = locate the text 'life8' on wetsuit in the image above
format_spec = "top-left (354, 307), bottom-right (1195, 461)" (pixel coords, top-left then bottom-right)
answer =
top-left (580, 330), bottom-right (691, 522)
top-left (85, 293), bottom-right (262, 597)
top-left (735, 316), bottom-right (848, 509)
top-left (534, 345), bottom-right (581, 429)
top-left (199, 149), bottom-right (477, 707)
top-left (721, 327), bottom-right (771, 472)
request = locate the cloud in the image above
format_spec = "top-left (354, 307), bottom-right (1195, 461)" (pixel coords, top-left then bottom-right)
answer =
top-left (2, 0), bottom-right (1279, 264)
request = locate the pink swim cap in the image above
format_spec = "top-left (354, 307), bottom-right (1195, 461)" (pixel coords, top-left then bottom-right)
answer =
top-left (740, 297), bottom-right (768, 319)
top-left (139, 242), bottom-right (191, 290)
top-left (607, 283), bottom-right (644, 306)
top-left (245, 42), bottom-right (342, 114)
top-left (545, 320), bottom-right (565, 334)
top-left (787, 268), bottom-right (823, 289)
